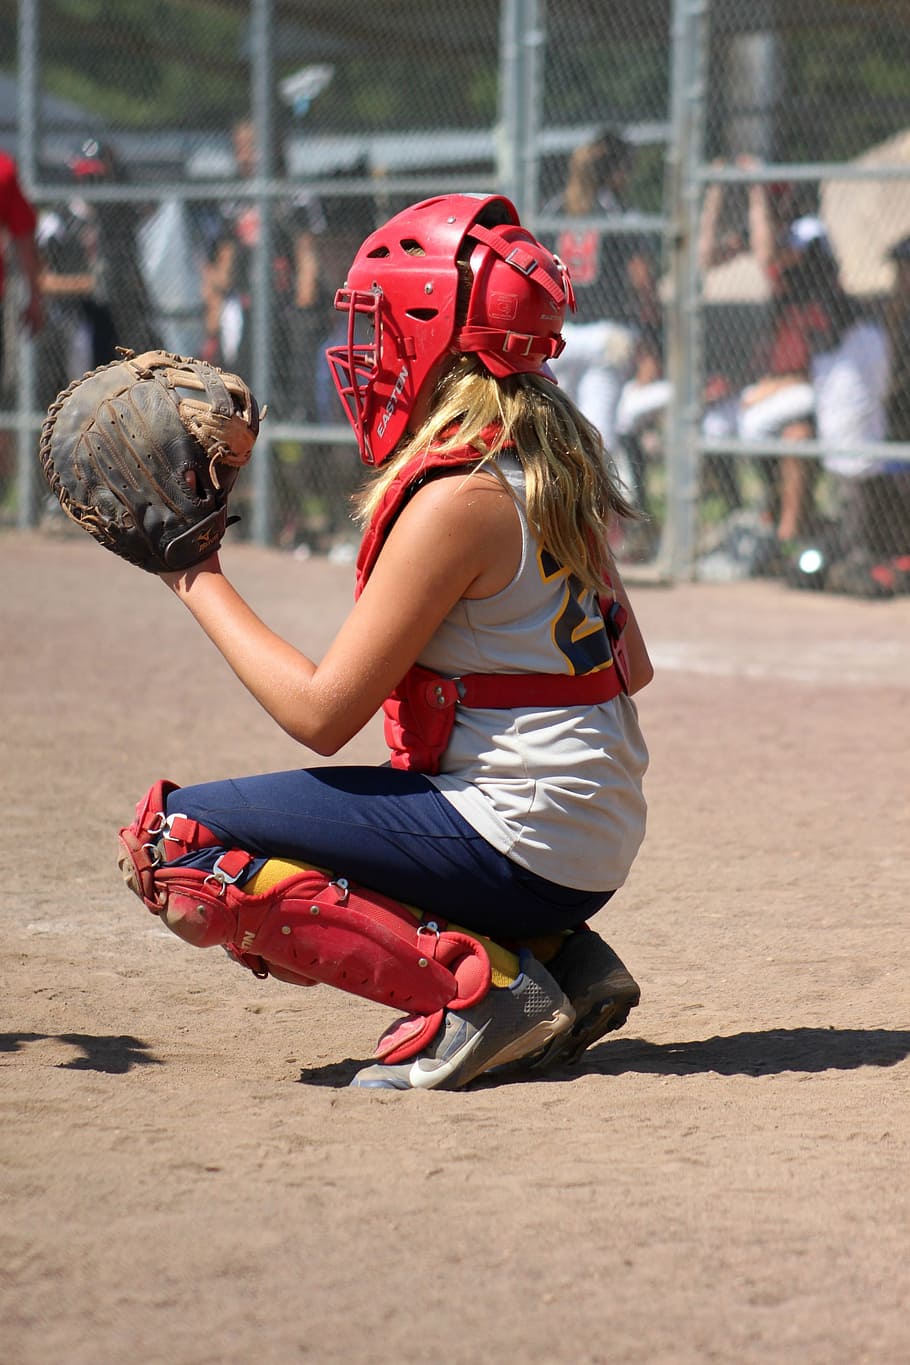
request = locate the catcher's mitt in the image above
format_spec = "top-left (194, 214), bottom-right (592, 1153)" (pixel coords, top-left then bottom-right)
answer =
top-left (38, 349), bottom-right (262, 573)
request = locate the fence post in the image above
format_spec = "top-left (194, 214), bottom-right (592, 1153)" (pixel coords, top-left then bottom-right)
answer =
top-left (662, 0), bottom-right (707, 581)
top-left (15, 0), bottom-right (40, 529)
top-left (249, 0), bottom-right (275, 546)
top-left (497, 0), bottom-right (545, 218)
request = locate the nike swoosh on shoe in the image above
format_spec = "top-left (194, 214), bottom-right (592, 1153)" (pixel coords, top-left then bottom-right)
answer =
top-left (407, 1021), bottom-right (489, 1089)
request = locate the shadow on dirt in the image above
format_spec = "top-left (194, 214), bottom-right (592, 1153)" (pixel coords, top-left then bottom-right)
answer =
top-left (0, 1032), bottom-right (162, 1073)
top-left (295, 1026), bottom-right (910, 1089)
top-left (297, 1056), bottom-right (369, 1087)
top-left (579, 1027), bottom-right (910, 1078)
top-left (7, 1027), bottom-right (904, 1085)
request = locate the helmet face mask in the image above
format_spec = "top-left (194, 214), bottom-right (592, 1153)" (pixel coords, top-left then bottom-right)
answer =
top-left (325, 285), bottom-right (383, 463)
top-left (326, 193), bottom-right (574, 465)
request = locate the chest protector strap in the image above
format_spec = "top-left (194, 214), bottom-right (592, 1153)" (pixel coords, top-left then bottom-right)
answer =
top-left (385, 658), bottom-right (625, 773)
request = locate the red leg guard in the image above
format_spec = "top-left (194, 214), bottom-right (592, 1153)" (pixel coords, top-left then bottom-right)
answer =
top-left (118, 782), bottom-right (492, 1040)
top-left (117, 778), bottom-right (223, 918)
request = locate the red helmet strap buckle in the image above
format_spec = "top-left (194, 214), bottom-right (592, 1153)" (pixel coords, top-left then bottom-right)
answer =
top-left (455, 324), bottom-right (564, 362)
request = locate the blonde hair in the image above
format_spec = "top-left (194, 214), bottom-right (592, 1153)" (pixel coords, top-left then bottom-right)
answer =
top-left (354, 357), bottom-right (637, 593)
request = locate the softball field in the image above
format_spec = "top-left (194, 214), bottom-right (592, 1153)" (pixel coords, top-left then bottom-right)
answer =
top-left (2, 530), bottom-right (908, 1365)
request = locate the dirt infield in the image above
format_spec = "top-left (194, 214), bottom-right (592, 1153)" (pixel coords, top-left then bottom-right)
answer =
top-left (2, 530), bottom-right (908, 1365)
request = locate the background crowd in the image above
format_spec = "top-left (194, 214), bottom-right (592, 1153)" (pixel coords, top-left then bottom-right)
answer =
top-left (2, 122), bottom-right (909, 595)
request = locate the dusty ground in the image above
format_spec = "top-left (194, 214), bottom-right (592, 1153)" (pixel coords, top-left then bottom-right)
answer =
top-left (2, 530), bottom-right (908, 1365)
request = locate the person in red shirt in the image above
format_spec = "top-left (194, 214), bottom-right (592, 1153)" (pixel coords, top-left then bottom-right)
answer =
top-left (0, 152), bottom-right (43, 487)
top-left (0, 151), bottom-right (43, 369)
top-left (729, 164), bottom-right (829, 548)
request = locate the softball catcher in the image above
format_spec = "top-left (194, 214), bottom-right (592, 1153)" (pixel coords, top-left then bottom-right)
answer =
top-left (41, 193), bottom-right (650, 1089)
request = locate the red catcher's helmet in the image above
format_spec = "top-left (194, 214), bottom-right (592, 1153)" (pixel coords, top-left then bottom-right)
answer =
top-left (326, 192), bottom-right (575, 465)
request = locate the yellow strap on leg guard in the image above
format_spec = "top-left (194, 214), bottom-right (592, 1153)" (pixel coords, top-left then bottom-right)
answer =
top-left (245, 859), bottom-right (521, 986)
top-left (463, 936), bottom-right (519, 987)
top-left (512, 932), bottom-right (571, 966)
top-left (244, 857), bottom-right (330, 893)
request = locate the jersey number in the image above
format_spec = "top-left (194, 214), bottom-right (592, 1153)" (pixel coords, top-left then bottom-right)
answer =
top-left (539, 549), bottom-right (611, 675)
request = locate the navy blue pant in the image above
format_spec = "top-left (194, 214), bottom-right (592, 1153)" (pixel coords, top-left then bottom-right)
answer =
top-left (165, 765), bottom-right (611, 939)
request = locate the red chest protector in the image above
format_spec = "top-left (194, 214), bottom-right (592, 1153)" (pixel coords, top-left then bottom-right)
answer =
top-left (355, 440), bottom-right (629, 774)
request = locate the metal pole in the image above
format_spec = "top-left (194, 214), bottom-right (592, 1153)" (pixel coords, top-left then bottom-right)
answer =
top-left (496, 0), bottom-right (544, 218)
top-left (519, 0), bottom-right (545, 221)
top-left (662, 0), bottom-right (707, 581)
top-left (497, 0), bottom-right (522, 203)
top-left (249, 0), bottom-right (275, 545)
top-left (16, 0), bottom-right (40, 528)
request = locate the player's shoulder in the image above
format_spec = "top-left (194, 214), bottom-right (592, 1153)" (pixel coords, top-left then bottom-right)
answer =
top-left (384, 464), bottom-right (521, 598)
top-left (407, 464), bottom-right (515, 515)
top-left (393, 463), bottom-right (519, 549)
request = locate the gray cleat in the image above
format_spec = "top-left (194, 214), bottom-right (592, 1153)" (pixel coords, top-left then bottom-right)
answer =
top-left (528, 930), bottom-right (640, 1069)
top-left (350, 951), bottom-right (575, 1091)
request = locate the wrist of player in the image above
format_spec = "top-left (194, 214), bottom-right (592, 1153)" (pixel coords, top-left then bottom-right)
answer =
top-left (160, 551), bottom-right (223, 595)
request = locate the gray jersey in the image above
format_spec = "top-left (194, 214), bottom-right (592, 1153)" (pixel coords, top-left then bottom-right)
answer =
top-left (423, 456), bottom-right (649, 893)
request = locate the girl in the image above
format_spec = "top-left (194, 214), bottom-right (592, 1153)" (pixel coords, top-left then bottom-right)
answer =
top-left (119, 192), bottom-right (653, 1090)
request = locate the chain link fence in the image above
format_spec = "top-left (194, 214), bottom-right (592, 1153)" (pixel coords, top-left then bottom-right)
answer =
top-left (2, 0), bottom-right (909, 592)
top-left (685, 0), bottom-right (910, 595)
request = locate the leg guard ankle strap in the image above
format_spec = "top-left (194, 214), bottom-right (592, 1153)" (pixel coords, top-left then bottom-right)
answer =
top-left (118, 781), bottom-right (492, 1028)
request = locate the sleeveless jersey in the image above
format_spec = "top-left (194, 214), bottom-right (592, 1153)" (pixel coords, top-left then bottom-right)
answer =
top-left (421, 456), bottom-right (648, 892)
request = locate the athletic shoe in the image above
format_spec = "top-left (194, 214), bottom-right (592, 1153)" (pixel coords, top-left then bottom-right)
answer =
top-left (527, 930), bottom-right (640, 1069)
top-left (349, 952), bottom-right (574, 1091)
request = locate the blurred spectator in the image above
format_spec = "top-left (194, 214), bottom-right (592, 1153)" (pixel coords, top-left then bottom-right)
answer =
top-left (202, 116), bottom-right (331, 419)
top-left (609, 163), bottom-right (750, 525)
top-left (0, 150), bottom-right (43, 382)
top-left (138, 196), bottom-right (206, 357)
top-left (204, 131), bottom-right (378, 551)
top-left (202, 117), bottom-right (250, 369)
top-left (735, 197), bottom-right (829, 551)
top-left (612, 325), bottom-right (667, 522)
top-left (276, 189), bottom-right (377, 554)
top-left (819, 234), bottom-right (910, 595)
top-left (0, 151), bottom-right (42, 492)
top-left (545, 128), bottom-right (660, 496)
top-left (605, 333), bottom-right (670, 561)
top-left (884, 234), bottom-right (910, 442)
top-left (697, 162), bottom-right (828, 556)
top-left (38, 139), bottom-right (159, 402)
top-left (279, 191), bottom-right (334, 420)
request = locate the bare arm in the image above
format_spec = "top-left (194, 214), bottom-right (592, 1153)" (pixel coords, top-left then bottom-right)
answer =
top-left (12, 231), bottom-right (43, 332)
top-left (627, 249), bottom-right (661, 331)
top-left (160, 472), bottom-right (522, 754)
top-left (698, 179), bottom-right (726, 272)
top-left (294, 230), bottom-right (320, 309)
top-left (738, 157), bottom-right (777, 275)
top-left (747, 187), bottom-right (777, 273)
top-left (697, 159), bottom-right (753, 272)
top-left (39, 267), bottom-right (94, 297)
top-left (202, 237), bottom-right (236, 340)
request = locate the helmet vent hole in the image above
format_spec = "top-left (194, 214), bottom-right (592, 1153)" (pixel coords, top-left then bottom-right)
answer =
top-left (400, 239), bottom-right (427, 256)
top-left (365, 245), bottom-right (390, 259)
top-left (406, 308), bottom-right (438, 321)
